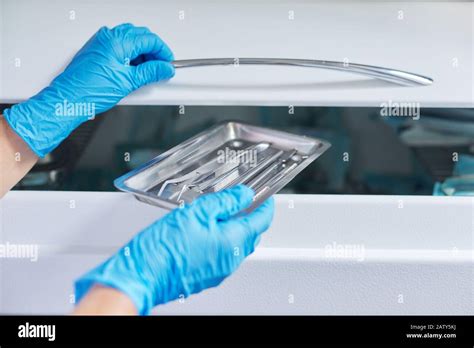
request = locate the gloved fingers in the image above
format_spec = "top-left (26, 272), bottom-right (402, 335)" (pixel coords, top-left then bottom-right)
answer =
top-left (109, 23), bottom-right (137, 40)
top-left (219, 197), bottom-right (275, 254)
top-left (124, 32), bottom-right (174, 62)
top-left (111, 23), bottom-right (134, 31)
top-left (126, 26), bottom-right (162, 65)
top-left (109, 23), bottom-right (174, 61)
top-left (239, 196), bottom-right (275, 237)
top-left (254, 234), bottom-right (262, 248)
top-left (132, 60), bottom-right (175, 86)
top-left (126, 25), bottom-right (152, 35)
top-left (111, 23), bottom-right (153, 35)
top-left (189, 185), bottom-right (255, 223)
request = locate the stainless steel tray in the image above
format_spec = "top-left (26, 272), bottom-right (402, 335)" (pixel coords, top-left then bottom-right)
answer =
top-left (114, 122), bottom-right (331, 210)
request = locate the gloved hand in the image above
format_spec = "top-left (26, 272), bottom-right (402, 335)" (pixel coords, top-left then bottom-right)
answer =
top-left (75, 185), bottom-right (274, 315)
top-left (3, 23), bottom-right (175, 157)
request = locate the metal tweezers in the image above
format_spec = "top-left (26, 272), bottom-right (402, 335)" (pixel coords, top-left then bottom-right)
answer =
top-left (157, 142), bottom-right (273, 201)
top-left (172, 58), bottom-right (433, 86)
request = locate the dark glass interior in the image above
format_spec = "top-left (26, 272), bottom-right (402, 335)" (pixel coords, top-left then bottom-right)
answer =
top-left (3, 105), bottom-right (473, 195)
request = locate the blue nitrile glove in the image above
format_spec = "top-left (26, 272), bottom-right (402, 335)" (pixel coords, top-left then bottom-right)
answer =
top-left (74, 185), bottom-right (274, 315)
top-left (3, 23), bottom-right (175, 157)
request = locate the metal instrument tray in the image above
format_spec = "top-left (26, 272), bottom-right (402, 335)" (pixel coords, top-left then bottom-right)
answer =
top-left (114, 122), bottom-right (331, 211)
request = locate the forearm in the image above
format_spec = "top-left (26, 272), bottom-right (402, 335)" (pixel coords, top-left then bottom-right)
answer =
top-left (73, 284), bottom-right (138, 315)
top-left (0, 115), bottom-right (38, 198)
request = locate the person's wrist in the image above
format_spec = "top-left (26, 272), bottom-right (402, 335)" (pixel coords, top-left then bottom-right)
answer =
top-left (2, 106), bottom-right (44, 158)
top-left (74, 242), bottom-right (170, 315)
top-left (138, 233), bottom-right (186, 307)
top-left (4, 89), bottom-right (90, 157)
top-left (73, 284), bottom-right (138, 315)
top-left (75, 266), bottom-right (152, 315)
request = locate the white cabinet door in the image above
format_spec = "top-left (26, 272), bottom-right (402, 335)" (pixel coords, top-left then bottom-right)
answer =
top-left (1, 0), bottom-right (472, 107)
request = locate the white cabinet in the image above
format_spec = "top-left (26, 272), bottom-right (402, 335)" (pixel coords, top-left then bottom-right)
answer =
top-left (1, 191), bottom-right (472, 314)
top-left (1, 0), bottom-right (472, 106)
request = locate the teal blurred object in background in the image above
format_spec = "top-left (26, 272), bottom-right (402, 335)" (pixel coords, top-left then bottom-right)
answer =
top-left (433, 154), bottom-right (474, 196)
top-left (452, 154), bottom-right (474, 176)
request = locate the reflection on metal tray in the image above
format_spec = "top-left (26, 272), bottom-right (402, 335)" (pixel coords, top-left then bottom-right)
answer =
top-left (114, 121), bottom-right (331, 210)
